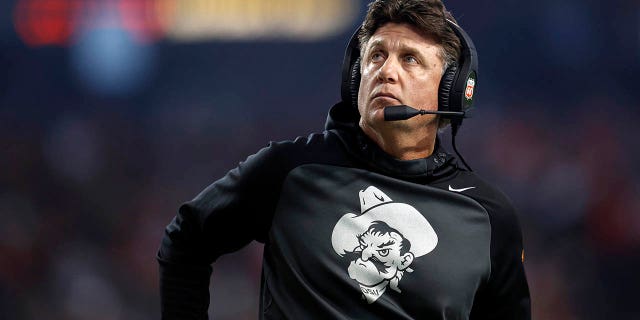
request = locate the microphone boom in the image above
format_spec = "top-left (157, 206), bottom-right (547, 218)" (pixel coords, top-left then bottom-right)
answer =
top-left (383, 105), bottom-right (465, 121)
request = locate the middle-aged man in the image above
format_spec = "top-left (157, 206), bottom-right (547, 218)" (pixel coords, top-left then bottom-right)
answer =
top-left (158, 0), bottom-right (531, 319)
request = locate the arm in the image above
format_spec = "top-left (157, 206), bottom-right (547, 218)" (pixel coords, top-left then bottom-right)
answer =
top-left (157, 142), bottom-right (291, 319)
top-left (470, 192), bottom-right (531, 320)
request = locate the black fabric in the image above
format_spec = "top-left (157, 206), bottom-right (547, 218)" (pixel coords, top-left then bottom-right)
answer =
top-left (260, 163), bottom-right (491, 319)
top-left (158, 257), bottom-right (212, 320)
top-left (432, 172), bottom-right (531, 320)
top-left (157, 101), bottom-right (531, 319)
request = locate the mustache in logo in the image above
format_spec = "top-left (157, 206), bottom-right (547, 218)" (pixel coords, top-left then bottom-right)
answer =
top-left (345, 250), bottom-right (389, 275)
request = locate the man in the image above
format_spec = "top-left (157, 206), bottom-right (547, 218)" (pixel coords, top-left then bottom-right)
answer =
top-left (158, 0), bottom-right (531, 319)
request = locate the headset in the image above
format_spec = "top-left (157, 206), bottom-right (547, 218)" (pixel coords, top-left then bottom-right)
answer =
top-left (339, 18), bottom-right (479, 170)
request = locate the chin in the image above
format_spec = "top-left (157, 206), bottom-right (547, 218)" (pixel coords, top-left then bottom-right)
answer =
top-left (366, 103), bottom-right (388, 120)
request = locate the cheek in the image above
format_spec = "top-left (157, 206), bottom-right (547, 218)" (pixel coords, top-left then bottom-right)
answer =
top-left (409, 75), bottom-right (440, 106)
top-left (357, 69), bottom-right (372, 99)
top-left (386, 253), bottom-right (401, 264)
top-left (357, 79), bottom-right (367, 104)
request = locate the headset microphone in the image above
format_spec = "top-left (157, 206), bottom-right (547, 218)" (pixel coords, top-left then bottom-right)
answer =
top-left (384, 105), bottom-right (465, 121)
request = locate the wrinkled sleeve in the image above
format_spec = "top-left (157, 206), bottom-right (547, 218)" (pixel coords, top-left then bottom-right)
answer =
top-left (470, 197), bottom-right (531, 320)
top-left (157, 142), bottom-right (291, 320)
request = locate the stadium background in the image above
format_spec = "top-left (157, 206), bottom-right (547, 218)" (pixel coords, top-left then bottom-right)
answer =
top-left (1, 0), bottom-right (639, 319)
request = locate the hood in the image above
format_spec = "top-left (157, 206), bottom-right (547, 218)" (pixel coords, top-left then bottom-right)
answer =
top-left (325, 101), bottom-right (360, 132)
top-left (324, 101), bottom-right (460, 180)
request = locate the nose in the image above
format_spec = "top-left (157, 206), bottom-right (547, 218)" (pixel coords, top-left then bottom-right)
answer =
top-left (377, 56), bottom-right (398, 83)
top-left (362, 248), bottom-right (374, 261)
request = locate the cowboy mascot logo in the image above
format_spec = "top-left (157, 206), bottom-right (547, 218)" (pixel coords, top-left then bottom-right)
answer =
top-left (465, 77), bottom-right (475, 100)
top-left (331, 186), bottom-right (438, 303)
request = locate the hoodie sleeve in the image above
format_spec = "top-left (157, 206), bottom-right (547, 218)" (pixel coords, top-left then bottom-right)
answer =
top-left (469, 190), bottom-right (531, 320)
top-left (157, 141), bottom-right (293, 320)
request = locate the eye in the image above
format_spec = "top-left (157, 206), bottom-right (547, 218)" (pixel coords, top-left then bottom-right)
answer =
top-left (371, 52), bottom-right (385, 62)
top-left (377, 249), bottom-right (389, 257)
top-left (403, 55), bottom-right (418, 64)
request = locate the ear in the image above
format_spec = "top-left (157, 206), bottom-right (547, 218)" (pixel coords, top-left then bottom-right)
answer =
top-left (398, 252), bottom-right (414, 270)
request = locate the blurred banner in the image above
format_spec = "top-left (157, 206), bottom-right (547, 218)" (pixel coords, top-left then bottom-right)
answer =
top-left (3, 0), bottom-right (640, 319)
top-left (13, 0), bottom-right (359, 47)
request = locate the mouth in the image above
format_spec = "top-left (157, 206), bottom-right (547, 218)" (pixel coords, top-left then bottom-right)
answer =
top-left (372, 92), bottom-right (400, 102)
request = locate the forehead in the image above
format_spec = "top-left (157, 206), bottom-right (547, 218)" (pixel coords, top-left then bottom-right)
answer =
top-left (365, 22), bottom-right (439, 52)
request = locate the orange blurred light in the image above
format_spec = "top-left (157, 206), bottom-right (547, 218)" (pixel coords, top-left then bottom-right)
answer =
top-left (13, 0), bottom-right (81, 47)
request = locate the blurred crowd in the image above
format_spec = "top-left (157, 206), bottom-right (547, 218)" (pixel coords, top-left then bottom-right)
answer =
top-left (1, 0), bottom-right (639, 319)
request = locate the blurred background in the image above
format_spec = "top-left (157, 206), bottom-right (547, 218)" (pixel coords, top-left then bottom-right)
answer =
top-left (1, 0), bottom-right (639, 319)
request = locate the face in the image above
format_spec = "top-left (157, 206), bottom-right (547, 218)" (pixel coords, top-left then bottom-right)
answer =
top-left (357, 23), bottom-right (444, 134)
top-left (347, 230), bottom-right (414, 286)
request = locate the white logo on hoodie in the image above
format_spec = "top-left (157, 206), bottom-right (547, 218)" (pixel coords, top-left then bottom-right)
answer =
top-left (331, 186), bottom-right (438, 303)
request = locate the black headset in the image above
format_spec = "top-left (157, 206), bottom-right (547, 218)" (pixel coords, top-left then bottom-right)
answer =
top-left (339, 19), bottom-right (478, 170)
top-left (341, 19), bottom-right (478, 125)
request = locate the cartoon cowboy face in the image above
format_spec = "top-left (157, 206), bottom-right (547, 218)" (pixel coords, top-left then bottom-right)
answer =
top-left (331, 186), bottom-right (438, 303)
top-left (347, 221), bottom-right (415, 287)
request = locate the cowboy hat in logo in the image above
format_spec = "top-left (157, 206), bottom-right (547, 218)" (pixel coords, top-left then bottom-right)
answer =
top-left (331, 186), bottom-right (438, 303)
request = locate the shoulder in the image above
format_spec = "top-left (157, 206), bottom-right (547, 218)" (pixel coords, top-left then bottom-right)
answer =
top-left (228, 130), bottom-right (348, 185)
top-left (462, 172), bottom-right (516, 214)
top-left (445, 171), bottom-right (523, 243)
top-left (269, 130), bottom-right (341, 152)
top-left (256, 130), bottom-right (346, 166)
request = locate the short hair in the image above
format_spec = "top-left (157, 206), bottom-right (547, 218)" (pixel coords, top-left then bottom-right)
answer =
top-left (358, 0), bottom-right (461, 74)
top-left (361, 221), bottom-right (412, 255)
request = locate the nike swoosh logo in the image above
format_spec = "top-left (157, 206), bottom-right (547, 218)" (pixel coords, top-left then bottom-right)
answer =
top-left (448, 185), bottom-right (476, 192)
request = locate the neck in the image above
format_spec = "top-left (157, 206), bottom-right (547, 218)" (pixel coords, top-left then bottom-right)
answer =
top-left (360, 121), bottom-right (438, 160)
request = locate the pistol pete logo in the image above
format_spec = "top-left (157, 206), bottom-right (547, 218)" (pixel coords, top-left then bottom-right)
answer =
top-left (465, 77), bottom-right (475, 100)
top-left (331, 186), bottom-right (438, 303)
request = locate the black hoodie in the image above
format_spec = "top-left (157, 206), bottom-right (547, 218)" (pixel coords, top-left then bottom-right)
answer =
top-left (157, 101), bottom-right (531, 320)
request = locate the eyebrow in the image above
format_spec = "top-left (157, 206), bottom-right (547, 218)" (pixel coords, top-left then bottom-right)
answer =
top-left (377, 240), bottom-right (395, 248)
top-left (367, 40), bottom-right (424, 58)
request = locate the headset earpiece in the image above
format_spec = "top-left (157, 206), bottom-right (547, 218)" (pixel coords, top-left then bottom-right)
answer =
top-left (437, 62), bottom-right (458, 113)
top-left (340, 28), bottom-right (362, 111)
top-left (349, 57), bottom-right (361, 110)
top-left (443, 19), bottom-right (478, 122)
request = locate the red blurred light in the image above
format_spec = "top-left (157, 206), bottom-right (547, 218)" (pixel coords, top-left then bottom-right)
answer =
top-left (14, 0), bottom-right (170, 47)
top-left (13, 0), bottom-right (81, 47)
top-left (118, 0), bottom-right (165, 43)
